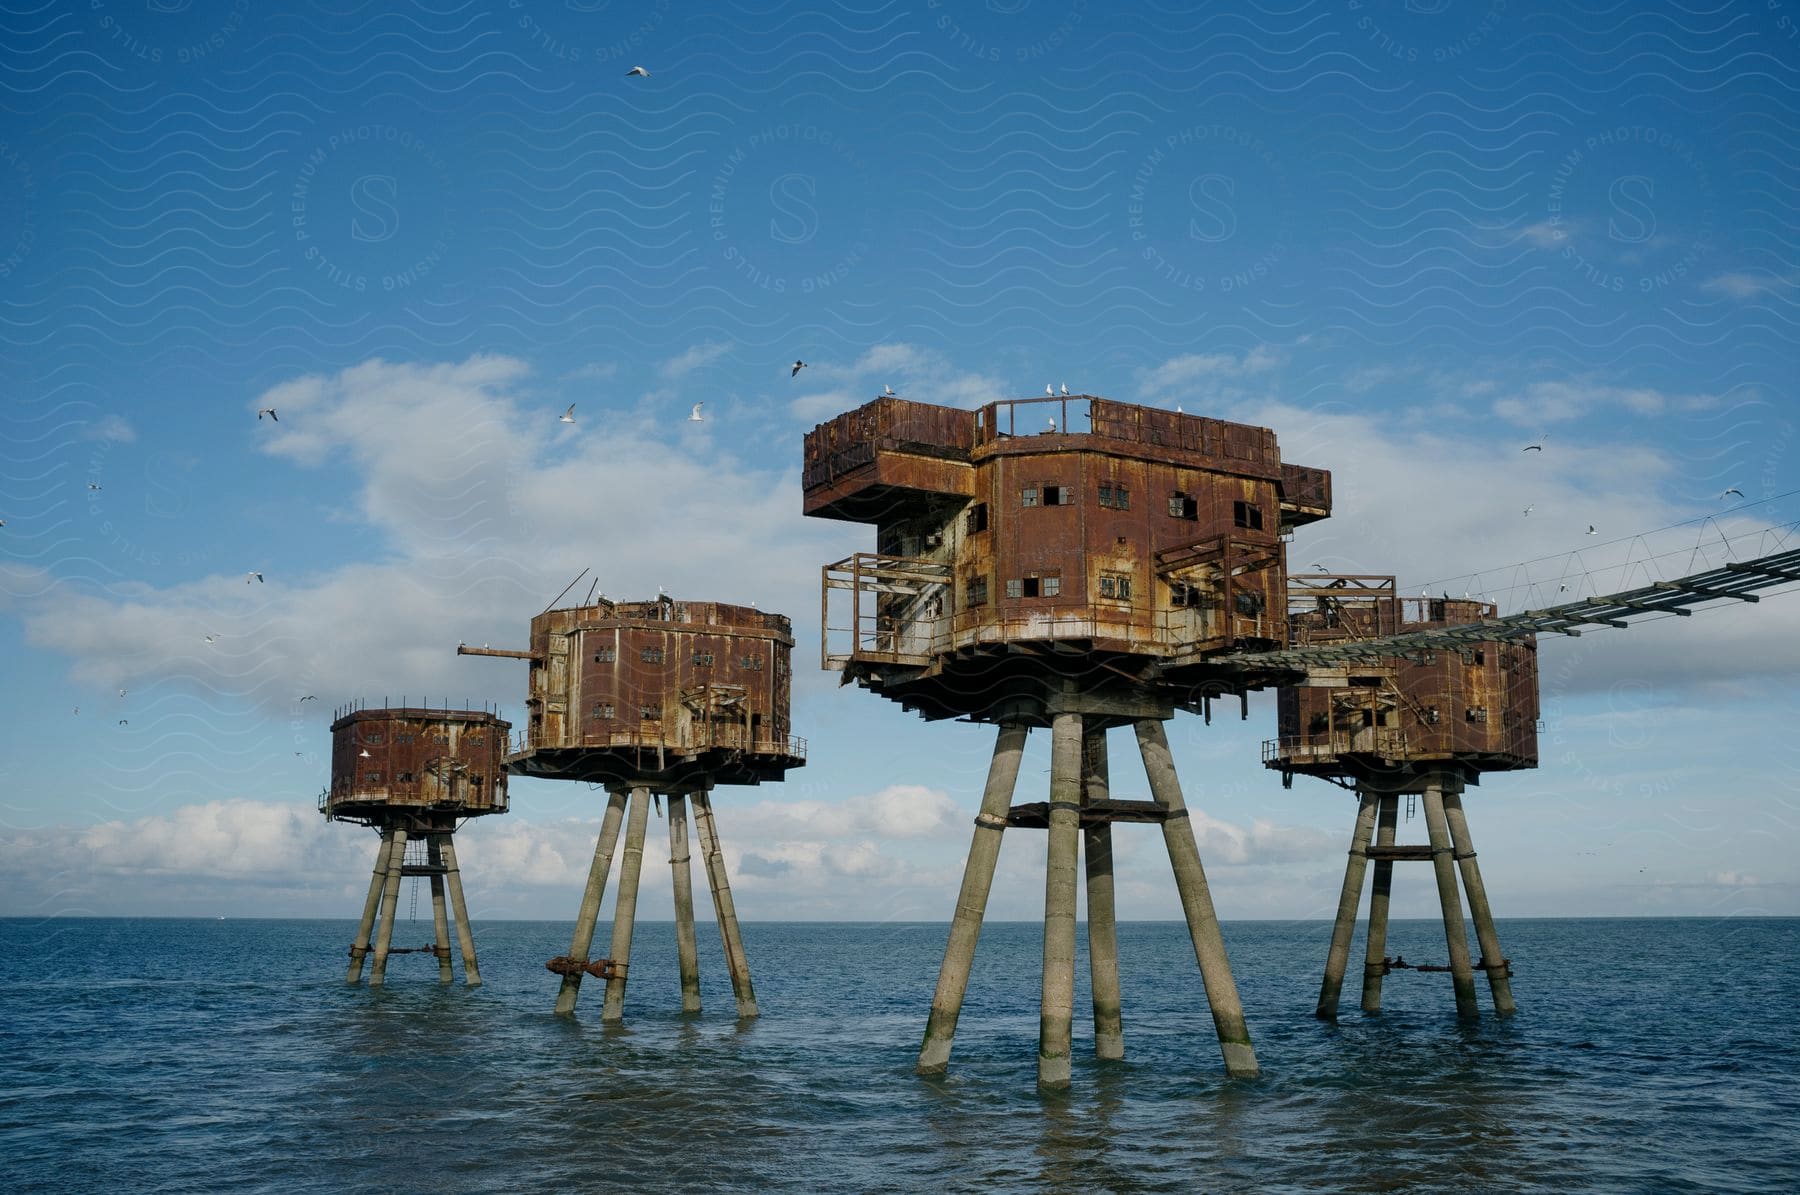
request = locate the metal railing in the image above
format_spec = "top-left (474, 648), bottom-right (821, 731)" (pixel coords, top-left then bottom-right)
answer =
top-left (1262, 729), bottom-right (1410, 763)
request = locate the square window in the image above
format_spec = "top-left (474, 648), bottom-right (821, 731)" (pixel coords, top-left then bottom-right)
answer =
top-left (741, 655), bottom-right (765, 670)
top-left (1043, 485), bottom-right (1066, 505)
top-left (695, 652), bottom-right (715, 667)
top-left (1021, 486), bottom-right (1039, 508)
top-left (641, 646), bottom-right (664, 664)
top-left (1233, 500), bottom-right (1264, 530)
top-left (366, 733), bottom-right (383, 745)
top-left (593, 647), bottom-right (616, 663)
top-left (1099, 572), bottom-right (1131, 601)
top-left (1114, 486), bottom-right (1129, 510)
top-left (1168, 493), bottom-right (1198, 520)
top-left (1005, 579), bottom-right (1022, 599)
top-left (1098, 483), bottom-right (1113, 507)
top-left (1041, 576), bottom-right (1061, 597)
top-left (1100, 575), bottom-right (1116, 597)
top-left (591, 702), bottom-right (614, 720)
top-left (966, 576), bottom-right (989, 606)
top-left (640, 704), bottom-right (660, 721)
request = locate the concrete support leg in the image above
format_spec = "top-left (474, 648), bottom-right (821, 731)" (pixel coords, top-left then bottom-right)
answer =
top-left (1081, 726), bottom-right (1124, 1061)
top-left (555, 788), bottom-right (628, 1015)
top-left (693, 791), bottom-right (759, 1019)
top-left (1135, 719), bottom-right (1259, 1079)
top-left (1422, 781), bottom-right (1479, 1019)
top-left (428, 836), bottom-right (454, 984)
top-left (439, 836), bottom-right (481, 987)
top-left (1038, 711), bottom-right (1083, 1089)
top-left (601, 787), bottom-right (652, 1023)
top-left (369, 828), bottom-right (409, 986)
top-left (917, 722), bottom-right (1029, 1075)
top-left (1317, 788), bottom-right (1380, 1020)
top-left (1360, 794), bottom-right (1399, 1013)
top-left (347, 829), bottom-right (393, 984)
top-left (1443, 791), bottom-right (1516, 1015)
top-left (668, 792), bottom-right (702, 1014)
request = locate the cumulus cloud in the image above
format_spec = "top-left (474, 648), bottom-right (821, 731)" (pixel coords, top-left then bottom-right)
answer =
top-left (658, 341), bottom-right (733, 378)
top-left (80, 414), bottom-right (136, 443)
top-left (1136, 345), bottom-right (1279, 400)
top-left (787, 343), bottom-right (1007, 422)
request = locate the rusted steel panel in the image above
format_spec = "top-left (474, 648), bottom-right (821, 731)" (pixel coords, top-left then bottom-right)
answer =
top-left (1269, 585), bottom-right (1540, 779)
top-left (325, 706), bottom-right (512, 823)
top-left (511, 598), bottom-right (804, 788)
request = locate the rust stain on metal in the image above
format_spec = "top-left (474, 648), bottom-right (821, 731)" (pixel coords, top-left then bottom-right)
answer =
top-left (1267, 574), bottom-right (1540, 783)
top-left (323, 706), bottom-right (513, 827)
top-left (803, 393), bottom-right (1332, 723)
top-left (546, 955), bottom-right (627, 980)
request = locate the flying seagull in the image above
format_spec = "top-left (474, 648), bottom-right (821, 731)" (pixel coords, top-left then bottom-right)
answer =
top-left (88, 483), bottom-right (102, 491)
top-left (1586, 524), bottom-right (1598, 535)
top-left (1310, 562), bottom-right (1327, 571)
top-left (1522, 504), bottom-right (1534, 516)
top-left (559, 404), bottom-right (576, 424)
top-left (299, 695), bottom-right (317, 702)
top-left (1721, 487), bottom-right (1744, 499)
top-left (118, 719), bottom-right (128, 726)
top-left (203, 634), bottom-right (216, 644)
top-left (258, 408), bottom-right (278, 421)
top-left (118, 688), bottom-right (127, 697)
top-left (689, 403), bottom-right (705, 422)
top-left (791, 360), bottom-right (807, 377)
top-left (1522, 442), bottom-right (1542, 452)
top-left (626, 65), bottom-right (649, 77)
top-left (245, 571), bottom-right (263, 583)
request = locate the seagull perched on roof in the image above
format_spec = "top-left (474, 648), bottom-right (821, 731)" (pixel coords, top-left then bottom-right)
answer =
top-left (559, 404), bottom-right (576, 424)
top-left (626, 65), bottom-right (650, 77)
top-left (1046, 416), bottom-right (1057, 433)
top-left (1060, 383), bottom-right (1069, 396)
top-left (883, 384), bottom-right (895, 396)
top-left (245, 571), bottom-right (263, 583)
top-left (1045, 384), bottom-right (1054, 396)
top-left (258, 408), bottom-right (278, 421)
top-left (689, 403), bottom-right (705, 422)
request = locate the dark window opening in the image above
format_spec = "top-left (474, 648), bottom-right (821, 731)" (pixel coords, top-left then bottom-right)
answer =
top-left (640, 704), bottom-right (661, 721)
top-left (966, 503), bottom-right (989, 533)
top-left (1233, 590), bottom-right (1266, 616)
top-left (1349, 676), bottom-right (1382, 688)
top-left (1361, 709), bottom-right (1374, 727)
top-left (396, 733), bottom-right (414, 744)
top-left (966, 575), bottom-right (989, 606)
top-left (1425, 706), bottom-right (1441, 724)
top-left (1467, 707), bottom-right (1489, 724)
top-left (470, 774), bottom-right (484, 786)
top-left (365, 733), bottom-right (383, 745)
top-left (591, 703), bottom-right (614, 720)
top-left (1043, 485), bottom-right (1068, 506)
top-left (396, 771), bottom-right (414, 782)
top-left (1308, 712), bottom-right (1330, 734)
top-left (366, 772), bottom-right (382, 783)
top-left (1171, 582), bottom-right (1208, 609)
top-left (1168, 493), bottom-right (1198, 520)
top-left (694, 652), bottom-right (715, 666)
top-left (1233, 500), bottom-right (1264, 530)
top-left (1473, 649), bottom-right (1486, 666)
top-left (741, 655), bottom-right (765, 670)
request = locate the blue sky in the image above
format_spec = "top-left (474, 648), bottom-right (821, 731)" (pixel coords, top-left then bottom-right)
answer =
top-left (1, 0), bottom-right (1796, 923)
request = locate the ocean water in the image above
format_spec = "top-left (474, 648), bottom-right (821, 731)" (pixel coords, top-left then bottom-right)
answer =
top-left (1, 917), bottom-right (1796, 1193)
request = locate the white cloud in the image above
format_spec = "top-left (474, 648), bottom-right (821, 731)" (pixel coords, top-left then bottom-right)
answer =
top-left (80, 414), bottom-right (136, 443)
top-left (1137, 345), bottom-right (1279, 399)
top-left (1490, 379), bottom-right (1717, 426)
top-left (658, 341), bottom-right (733, 378)
top-left (1701, 272), bottom-right (1796, 301)
top-left (787, 343), bottom-right (1007, 422)
top-left (1517, 219), bottom-right (1569, 249)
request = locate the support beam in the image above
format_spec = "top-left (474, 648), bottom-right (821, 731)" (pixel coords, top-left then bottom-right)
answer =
top-left (1442, 791), bottom-right (1516, 1015)
top-left (1134, 719), bottom-right (1259, 1078)
top-left (917, 722), bottom-right (1029, 1075)
top-left (347, 829), bottom-right (393, 984)
top-left (439, 836), bottom-right (481, 986)
top-left (668, 792), bottom-right (702, 1014)
top-left (427, 836), bottom-right (454, 984)
top-left (1038, 711), bottom-right (1083, 1089)
top-left (694, 790), bottom-right (759, 1018)
top-left (1360, 794), bottom-right (1399, 1013)
top-left (601, 786), bottom-right (652, 1022)
top-left (1421, 783), bottom-right (1479, 1019)
top-left (1082, 726), bottom-right (1124, 1061)
top-left (369, 827), bottom-right (409, 986)
top-left (1317, 788), bottom-right (1379, 1019)
top-left (555, 788), bottom-right (628, 1015)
